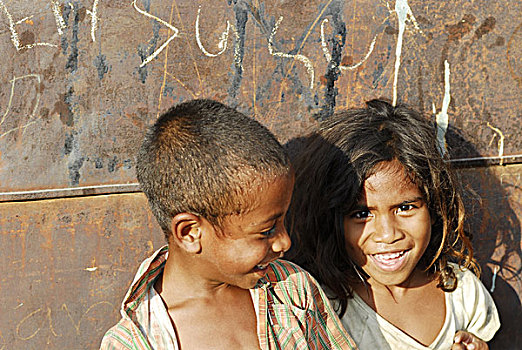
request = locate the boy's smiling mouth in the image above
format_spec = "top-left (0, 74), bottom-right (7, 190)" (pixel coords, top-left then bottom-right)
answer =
top-left (370, 250), bottom-right (409, 271)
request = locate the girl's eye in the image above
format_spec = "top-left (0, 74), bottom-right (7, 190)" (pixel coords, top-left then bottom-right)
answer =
top-left (261, 225), bottom-right (277, 237)
top-left (397, 204), bottom-right (415, 212)
top-left (350, 210), bottom-right (371, 219)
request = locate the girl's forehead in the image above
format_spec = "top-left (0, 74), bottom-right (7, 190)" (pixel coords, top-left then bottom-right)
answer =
top-left (362, 160), bottom-right (420, 195)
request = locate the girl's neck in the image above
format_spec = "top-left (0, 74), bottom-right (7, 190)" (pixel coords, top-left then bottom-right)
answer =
top-left (354, 267), bottom-right (437, 302)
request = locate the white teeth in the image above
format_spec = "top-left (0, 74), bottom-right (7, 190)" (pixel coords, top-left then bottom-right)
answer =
top-left (373, 251), bottom-right (405, 262)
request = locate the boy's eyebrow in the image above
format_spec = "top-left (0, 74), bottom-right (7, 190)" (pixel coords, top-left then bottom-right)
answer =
top-left (251, 212), bottom-right (285, 226)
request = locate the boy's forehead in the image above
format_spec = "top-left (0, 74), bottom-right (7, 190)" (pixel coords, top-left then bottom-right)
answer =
top-left (224, 173), bottom-right (294, 222)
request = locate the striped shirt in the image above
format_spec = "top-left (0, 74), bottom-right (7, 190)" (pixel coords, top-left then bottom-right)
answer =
top-left (100, 246), bottom-right (357, 350)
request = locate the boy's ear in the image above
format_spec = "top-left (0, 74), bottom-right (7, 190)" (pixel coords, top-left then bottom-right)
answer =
top-left (170, 213), bottom-right (204, 254)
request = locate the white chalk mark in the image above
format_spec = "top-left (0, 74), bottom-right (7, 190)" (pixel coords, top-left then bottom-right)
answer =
top-left (84, 267), bottom-right (98, 272)
top-left (320, 18), bottom-right (377, 71)
top-left (269, 16), bottom-right (315, 89)
top-left (15, 16), bottom-right (33, 25)
top-left (490, 265), bottom-right (499, 293)
top-left (231, 23), bottom-right (242, 69)
top-left (391, 0), bottom-right (420, 106)
top-left (87, 0), bottom-right (100, 42)
top-left (15, 303), bottom-right (24, 309)
top-left (486, 122), bottom-right (505, 165)
top-left (195, 6), bottom-right (230, 57)
top-left (321, 19), bottom-right (331, 59)
top-left (50, 0), bottom-right (67, 35)
top-left (0, 74), bottom-right (42, 139)
top-left (0, 1), bottom-right (58, 50)
top-left (132, 0), bottom-right (180, 68)
top-left (436, 60), bottom-right (451, 156)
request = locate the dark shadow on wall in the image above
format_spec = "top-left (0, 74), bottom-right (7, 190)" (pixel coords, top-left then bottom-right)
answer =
top-left (446, 126), bottom-right (522, 350)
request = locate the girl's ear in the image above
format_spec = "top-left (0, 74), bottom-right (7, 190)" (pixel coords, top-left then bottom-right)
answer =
top-left (170, 213), bottom-right (203, 254)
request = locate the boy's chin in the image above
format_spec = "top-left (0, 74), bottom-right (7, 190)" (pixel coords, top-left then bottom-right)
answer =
top-left (233, 275), bottom-right (263, 290)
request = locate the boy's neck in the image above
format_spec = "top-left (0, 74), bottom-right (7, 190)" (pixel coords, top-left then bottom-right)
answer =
top-left (155, 248), bottom-right (242, 307)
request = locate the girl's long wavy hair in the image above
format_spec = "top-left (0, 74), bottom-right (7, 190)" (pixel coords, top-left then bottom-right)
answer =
top-left (286, 99), bottom-right (478, 317)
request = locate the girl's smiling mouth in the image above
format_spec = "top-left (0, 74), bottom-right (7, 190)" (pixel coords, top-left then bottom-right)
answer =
top-left (370, 250), bottom-right (409, 271)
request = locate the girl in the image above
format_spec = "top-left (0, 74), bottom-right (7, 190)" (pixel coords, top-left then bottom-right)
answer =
top-left (287, 99), bottom-right (500, 350)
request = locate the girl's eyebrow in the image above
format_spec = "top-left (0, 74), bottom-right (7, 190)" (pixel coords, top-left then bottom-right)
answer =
top-left (394, 197), bottom-right (425, 207)
top-left (352, 196), bottom-right (425, 210)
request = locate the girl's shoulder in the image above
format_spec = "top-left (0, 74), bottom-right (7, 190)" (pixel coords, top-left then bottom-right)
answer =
top-left (445, 265), bottom-right (500, 341)
top-left (446, 262), bottom-right (482, 291)
top-left (445, 262), bottom-right (495, 315)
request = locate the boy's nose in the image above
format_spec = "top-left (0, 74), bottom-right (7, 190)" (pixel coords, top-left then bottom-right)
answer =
top-left (372, 215), bottom-right (402, 244)
top-left (272, 228), bottom-right (292, 254)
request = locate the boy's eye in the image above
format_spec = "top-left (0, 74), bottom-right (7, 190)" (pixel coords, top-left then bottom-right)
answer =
top-left (260, 225), bottom-right (277, 237)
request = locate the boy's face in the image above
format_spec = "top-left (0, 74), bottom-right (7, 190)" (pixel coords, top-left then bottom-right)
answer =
top-left (199, 174), bottom-right (294, 289)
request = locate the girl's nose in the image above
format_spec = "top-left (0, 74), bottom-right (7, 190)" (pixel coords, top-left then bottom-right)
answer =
top-left (272, 227), bottom-right (292, 254)
top-left (372, 215), bottom-right (402, 244)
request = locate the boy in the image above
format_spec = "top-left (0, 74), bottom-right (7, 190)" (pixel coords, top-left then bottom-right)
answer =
top-left (100, 99), bottom-right (357, 349)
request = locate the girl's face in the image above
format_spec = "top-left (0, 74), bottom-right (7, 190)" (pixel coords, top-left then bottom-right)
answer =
top-left (343, 160), bottom-right (432, 289)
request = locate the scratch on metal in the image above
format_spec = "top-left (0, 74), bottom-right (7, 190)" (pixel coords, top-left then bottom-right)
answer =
top-left (0, 74), bottom-right (42, 139)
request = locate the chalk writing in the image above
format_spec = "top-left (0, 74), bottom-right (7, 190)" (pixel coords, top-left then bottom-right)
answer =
top-left (132, 0), bottom-right (180, 67)
top-left (51, 0), bottom-right (67, 35)
top-left (14, 301), bottom-right (115, 344)
top-left (88, 0), bottom-right (101, 42)
top-left (392, 0), bottom-right (420, 106)
top-left (269, 16), bottom-right (315, 89)
top-left (0, 74), bottom-right (42, 139)
top-left (320, 18), bottom-right (377, 71)
top-left (436, 60), bottom-right (451, 156)
top-left (195, 6), bottom-right (231, 57)
top-left (0, 1), bottom-right (57, 50)
top-left (15, 307), bottom-right (58, 341)
top-left (486, 122), bottom-right (505, 165)
top-left (61, 301), bottom-right (113, 335)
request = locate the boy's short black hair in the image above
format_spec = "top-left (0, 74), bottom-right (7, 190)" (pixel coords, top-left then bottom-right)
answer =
top-left (287, 99), bottom-right (476, 316)
top-left (136, 99), bottom-right (290, 240)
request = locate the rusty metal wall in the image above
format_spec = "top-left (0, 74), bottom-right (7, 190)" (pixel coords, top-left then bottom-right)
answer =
top-left (0, 0), bottom-right (520, 349)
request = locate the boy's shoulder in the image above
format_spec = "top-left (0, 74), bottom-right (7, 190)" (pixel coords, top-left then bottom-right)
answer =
top-left (265, 259), bottom-right (315, 284)
top-left (264, 259), bottom-right (324, 307)
top-left (100, 318), bottom-right (145, 350)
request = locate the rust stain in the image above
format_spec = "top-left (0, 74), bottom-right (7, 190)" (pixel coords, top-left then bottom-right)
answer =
top-left (19, 31), bottom-right (35, 47)
top-left (474, 16), bottom-right (496, 40)
top-left (446, 14), bottom-right (476, 42)
top-left (53, 94), bottom-right (73, 127)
